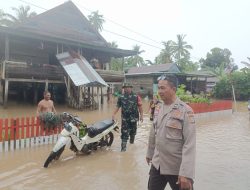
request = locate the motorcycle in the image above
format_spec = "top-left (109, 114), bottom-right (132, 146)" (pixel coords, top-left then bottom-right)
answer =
top-left (43, 112), bottom-right (119, 168)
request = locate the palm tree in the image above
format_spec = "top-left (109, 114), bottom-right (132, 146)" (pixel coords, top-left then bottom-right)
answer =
top-left (108, 41), bottom-right (118, 48)
top-left (241, 57), bottom-right (250, 74)
top-left (1, 5), bottom-right (37, 26)
top-left (172, 34), bottom-right (193, 61)
top-left (87, 11), bottom-right (105, 32)
top-left (131, 45), bottom-right (145, 67)
top-left (123, 45), bottom-right (145, 72)
top-left (241, 57), bottom-right (250, 68)
top-left (155, 40), bottom-right (174, 64)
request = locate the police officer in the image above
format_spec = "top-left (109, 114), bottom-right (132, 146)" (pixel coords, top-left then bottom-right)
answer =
top-left (112, 83), bottom-right (143, 152)
top-left (146, 74), bottom-right (196, 190)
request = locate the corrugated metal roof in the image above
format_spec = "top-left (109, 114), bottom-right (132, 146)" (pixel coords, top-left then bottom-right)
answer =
top-left (56, 52), bottom-right (107, 87)
top-left (128, 63), bottom-right (180, 74)
top-left (126, 63), bottom-right (180, 75)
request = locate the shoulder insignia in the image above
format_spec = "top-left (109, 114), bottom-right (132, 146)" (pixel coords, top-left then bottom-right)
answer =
top-left (173, 104), bottom-right (179, 109)
top-left (187, 111), bottom-right (195, 124)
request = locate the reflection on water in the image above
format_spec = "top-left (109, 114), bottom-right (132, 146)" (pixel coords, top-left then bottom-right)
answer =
top-left (0, 97), bottom-right (118, 124)
top-left (0, 100), bottom-right (250, 190)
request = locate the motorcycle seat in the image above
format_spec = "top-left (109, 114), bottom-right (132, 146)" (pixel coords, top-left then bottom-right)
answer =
top-left (87, 119), bottom-right (115, 138)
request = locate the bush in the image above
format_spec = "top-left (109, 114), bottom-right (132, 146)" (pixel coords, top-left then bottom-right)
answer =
top-left (213, 72), bottom-right (250, 100)
top-left (176, 84), bottom-right (210, 103)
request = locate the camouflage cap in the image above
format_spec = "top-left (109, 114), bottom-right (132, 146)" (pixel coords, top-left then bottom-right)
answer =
top-left (122, 82), bottom-right (133, 88)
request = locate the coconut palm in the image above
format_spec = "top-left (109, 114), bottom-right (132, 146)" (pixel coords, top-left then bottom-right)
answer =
top-left (172, 34), bottom-right (193, 61)
top-left (241, 57), bottom-right (250, 74)
top-left (241, 57), bottom-right (250, 68)
top-left (87, 11), bottom-right (105, 32)
top-left (131, 45), bottom-right (145, 67)
top-left (1, 5), bottom-right (37, 26)
top-left (108, 41), bottom-right (118, 48)
top-left (155, 40), bottom-right (174, 64)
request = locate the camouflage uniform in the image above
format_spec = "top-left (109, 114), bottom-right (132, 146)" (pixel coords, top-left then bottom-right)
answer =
top-left (117, 92), bottom-right (141, 150)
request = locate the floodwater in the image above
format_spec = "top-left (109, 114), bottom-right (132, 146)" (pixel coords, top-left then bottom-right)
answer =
top-left (0, 99), bottom-right (250, 190)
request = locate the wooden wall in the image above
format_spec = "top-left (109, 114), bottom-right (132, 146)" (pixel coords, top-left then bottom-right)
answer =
top-left (126, 75), bottom-right (154, 98)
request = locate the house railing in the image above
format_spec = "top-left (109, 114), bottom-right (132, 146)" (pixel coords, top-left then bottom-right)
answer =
top-left (1, 60), bottom-right (125, 82)
top-left (2, 60), bottom-right (64, 81)
top-left (0, 116), bottom-right (63, 152)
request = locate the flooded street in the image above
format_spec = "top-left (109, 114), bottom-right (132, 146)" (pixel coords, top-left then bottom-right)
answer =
top-left (0, 100), bottom-right (250, 189)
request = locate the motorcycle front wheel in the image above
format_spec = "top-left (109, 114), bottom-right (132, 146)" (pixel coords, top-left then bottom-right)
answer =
top-left (43, 145), bottom-right (65, 168)
top-left (104, 132), bottom-right (114, 147)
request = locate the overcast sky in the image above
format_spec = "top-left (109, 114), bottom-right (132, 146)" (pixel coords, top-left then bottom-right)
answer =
top-left (2, 0), bottom-right (250, 68)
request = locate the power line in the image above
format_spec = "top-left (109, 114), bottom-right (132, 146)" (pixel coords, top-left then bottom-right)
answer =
top-left (73, 1), bottom-right (163, 46)
top-left (103, 29), bottom-right (162, 49)
top-left (13, 0), bottom-right (203, 61)
top-left (15, 0), bottom-right (205, 62)
top-left (16, 0), bottom-right (164, 51)
top-left (18, 0), bottom-right (47, 11)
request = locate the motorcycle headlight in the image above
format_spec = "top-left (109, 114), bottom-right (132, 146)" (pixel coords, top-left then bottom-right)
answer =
top-left (64, 123), bottom-right (72, 132)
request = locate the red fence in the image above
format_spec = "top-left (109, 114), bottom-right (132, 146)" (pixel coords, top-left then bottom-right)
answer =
top-left (188, 100), bottom-right (232, 114)
top-left (0, 116), bottom-right (63, 152)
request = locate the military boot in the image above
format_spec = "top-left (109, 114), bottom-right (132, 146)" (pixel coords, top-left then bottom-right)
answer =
top-left (130, 135), bottom-right (135, 144)
top-left (121, 141), bottom-right (127, 152)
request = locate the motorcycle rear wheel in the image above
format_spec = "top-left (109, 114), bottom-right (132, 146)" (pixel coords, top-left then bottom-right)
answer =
top-left (44, 145), bottom-right (65, 168)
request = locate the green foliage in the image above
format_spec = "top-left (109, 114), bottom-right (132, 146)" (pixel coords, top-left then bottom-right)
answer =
top-left (155, 40), bottom-right (174, 64)
top-left (176, 84), bottom-right (210, 103)
top-left (172, 34), bottom-right (193, 61)
top-left (200, 48), bottom-right (232, 69)
top-left (108, 41), bottom-right (118, 48)
top-left (39, 112), bottom-right (63, 130)
top-left (176, 57), bottom-right (199, 72)
top-left (122, 45), bottom-right (146, 72)
top-left (0, 5), bottom-right (37, 26)
top-left (88, 10), bottom-right (105, 32)
top-left (109, 44), bottom-right (146, 72)
top-left (241, 57), bottom-right (250, 74)
top-left (155, 34), bottom-right (197, 72)
top-left (110, 57), bottom-right (123, 71)
top-left (212, 76), bottom-right (231, 99)
top-left (213, 71), bottom-right (250, 100)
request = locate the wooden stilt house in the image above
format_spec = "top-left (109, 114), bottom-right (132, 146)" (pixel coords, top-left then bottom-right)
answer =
top-left (0, 1), bottom-right (136, 108)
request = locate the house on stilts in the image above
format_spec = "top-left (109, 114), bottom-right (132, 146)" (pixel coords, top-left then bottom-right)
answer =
top-left (0, 1), bottom-right (137, 109)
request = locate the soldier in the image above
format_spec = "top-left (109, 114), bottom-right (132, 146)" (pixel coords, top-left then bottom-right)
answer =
top-left (146, 74), bottom-right (196, 190)
top-left (112, 83), bottom-right (143, 152)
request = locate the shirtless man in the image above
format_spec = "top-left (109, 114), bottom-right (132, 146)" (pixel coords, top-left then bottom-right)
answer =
top-left (37, 91), bottom-right (56, 115)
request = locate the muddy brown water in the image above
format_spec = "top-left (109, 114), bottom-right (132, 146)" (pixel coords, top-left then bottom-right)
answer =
top-left (0, 99), bottom-right (250, 190)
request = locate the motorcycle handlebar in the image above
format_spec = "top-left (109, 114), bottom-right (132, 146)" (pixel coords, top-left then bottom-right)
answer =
top-left (62, 112), bottom-right (83, 126)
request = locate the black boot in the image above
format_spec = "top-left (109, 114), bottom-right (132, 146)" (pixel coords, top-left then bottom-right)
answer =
top-left (130, 136), bottom-right (135, 144)
top-left (121, 141), bottom-right (127, 152)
